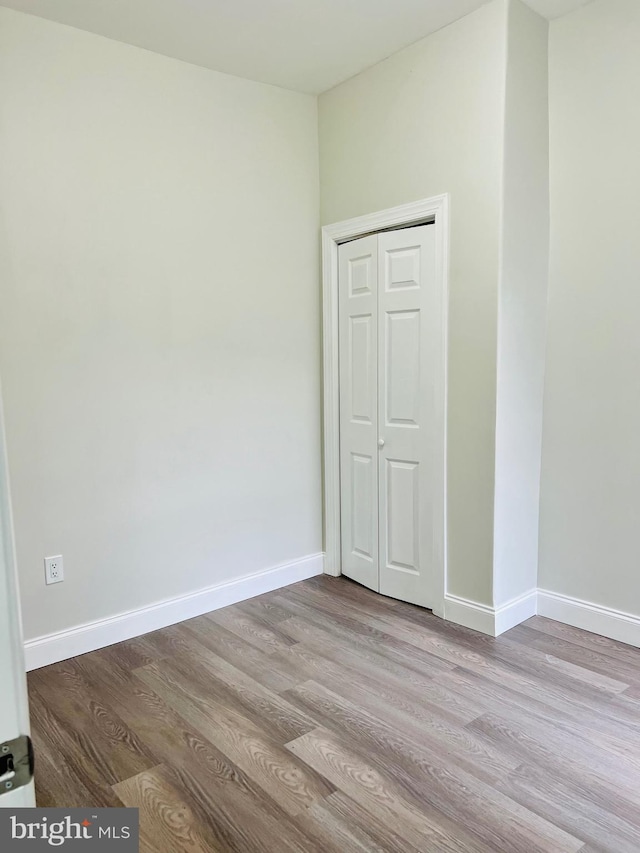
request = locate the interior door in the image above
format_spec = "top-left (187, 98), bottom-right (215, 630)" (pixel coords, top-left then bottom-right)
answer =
top-left (338, 224), bottom-right (437, 608)
top-left (338, 235), bottom-right (379, 591)
top-left (0, 388), bottom-right (35, 808)
top-left (377, 225), bottom-right (436, 607)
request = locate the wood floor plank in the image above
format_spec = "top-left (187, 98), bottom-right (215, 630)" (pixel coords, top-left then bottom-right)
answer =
top-left (294, 791), bottom-right (423, 853)
top-left (278, 614), bottom-right (453, 691)
top-left (158, 756), bottom-right (326, 853)
top-left (28, 575), bottom-right (640, 852)
top-left (178, 614), bottom-right (301, 692)
top-left (468, 712), bottom-right (640, 825)
top-left (29, 661), bottom-right (157, 785)
top-left (274, 583), bottom-right (456, 679)
top-left (233, 594), bottom-right (295, 626)
top-left (102, 673), bottom-right (329, 851)
top-left (273, 641), bottom-right (481, 726)
top-left (497, 762), bottom-right (640, 853)
top-left (117, 701), bottom-right (324, 852)
top-left (434, 665), bottom-right (640, 753)
top-left (283, 678), bottom-right (518, 783)
top-left (72, 648), bottom-right (240, 776)
top-left (369, 609), bottom-right (631, 708)
top-left (468, 697), bottom-right (640, 786)
top-left (304, 575), bottom-right (406, 617)
top-left (316, 791), bottom-right (426, 853)
top-left (136, 624), bottom-right (195, 660)
top-left (205, 606), bottom-right (298, 654)
top-left (283, 681), bottom-right (583, 853)
top-left (114, 765), bottom-right (226, 853)
top-left (28, 685), bottom-right (127, 807)
top-left (525, 615), bottom-right (640, 666)
top-left (426, 637), bottom-right (640, 732)
top-left (30, 736), bottom-right (109, 809)
top-left (287, 726), bottom-right (498, 853)
top-left (90, 634), bottom-right (170, 670)
top-left (507, 623), bottom-right (638, 689)
top-left (138, 644), bottom-right (317, 742)
top-left (132, 657), bottom-right (334, 815)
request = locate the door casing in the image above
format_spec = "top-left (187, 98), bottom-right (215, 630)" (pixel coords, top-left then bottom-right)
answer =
top-left (0, 385), bottom-right (35, 807)
top-left (321, 195), bottom-right (449, 618)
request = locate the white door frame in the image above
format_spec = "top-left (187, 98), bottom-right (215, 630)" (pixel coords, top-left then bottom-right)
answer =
top-left (322, 194), bottom-right (449, 618)
top-left (0, 385), bottom-right (35, 807)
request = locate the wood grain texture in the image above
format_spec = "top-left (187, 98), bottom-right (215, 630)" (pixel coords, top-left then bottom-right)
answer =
top-left (114, 766), bottom-right (224, 853)
top-left (28, 574), bottom-right (640, 851)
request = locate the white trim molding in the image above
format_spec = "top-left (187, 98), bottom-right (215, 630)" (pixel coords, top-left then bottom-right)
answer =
top-left (444, 588), bottom-right (537, 637)
top-left (321, 195), bottom-right (449, 619)
top-left (538, 588), bottom-right (640, 649)
top-left (445, 587), bottom-right (640, 646)
top-left (495, 589), bottom-right (538, 635)
top-left (444, 594), bottom-right (496, 635)
top-left (23, 561), bottom-right (640, 670)
top-left (24, 553), bottom-right (323, 671)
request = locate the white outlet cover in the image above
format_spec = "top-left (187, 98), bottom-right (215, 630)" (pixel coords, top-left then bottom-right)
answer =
top-left (44, 555), bottom-right (64, 585)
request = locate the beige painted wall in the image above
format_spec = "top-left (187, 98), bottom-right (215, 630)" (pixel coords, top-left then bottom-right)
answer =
top-left (493, 0), bottom-right (549, 607)
top-left (0, 8), bottom-right (321, 641)
top-left (319, 0), bottom-right (507, 605)
top-left (539, 0), bottom-right (640, 611)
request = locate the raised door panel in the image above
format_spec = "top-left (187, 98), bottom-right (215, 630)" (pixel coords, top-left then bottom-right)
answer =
top-left (377, 225), bottom-right (436, 607)
top-left (348, 314), bottom-right (374, 424)
top-left (339, 236), bottom-right (379, 591)
top-left (385, 309), bottom-right (421, 428)
top-left (351, 453), bottom-right (375, 561)
top-left (385, 458), bottom-right (420, 574)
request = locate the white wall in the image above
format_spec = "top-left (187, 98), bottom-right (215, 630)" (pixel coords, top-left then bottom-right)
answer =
top-left (539, 0), bottom-right (640, 613)
top-left (9, 0), bottom-right (632, 646)
top-left (320, 0), bottom-right (507, 605)
top-left (0, 8), bottom-right (321, 642)
top-left (493, 0), bottom-right (549, 608)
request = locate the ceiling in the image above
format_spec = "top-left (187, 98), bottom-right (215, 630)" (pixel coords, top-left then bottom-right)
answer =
top-left (0, 0), bottom-right (594, 94)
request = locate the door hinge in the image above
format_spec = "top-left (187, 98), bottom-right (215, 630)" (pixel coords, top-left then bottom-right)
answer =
top-left (0, 735), bottom-right (34, 794)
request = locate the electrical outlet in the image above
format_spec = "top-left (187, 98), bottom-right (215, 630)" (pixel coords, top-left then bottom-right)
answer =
top-left (44, 555), bottom-right (64, 585)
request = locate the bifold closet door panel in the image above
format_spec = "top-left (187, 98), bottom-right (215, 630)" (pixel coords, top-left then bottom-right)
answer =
top-left (338, 235), bottom-right (379, 591)
top-left (377, 224), bottom-right (436, 607)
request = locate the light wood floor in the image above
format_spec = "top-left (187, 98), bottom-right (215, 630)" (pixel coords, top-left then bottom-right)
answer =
top-left (28, 575), bottom-right (640, 852)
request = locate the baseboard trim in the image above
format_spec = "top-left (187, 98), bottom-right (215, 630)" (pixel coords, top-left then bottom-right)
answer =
top-left (495, 589), bottom-right (538, 635)
top-left (25, 561), bottom-right (640, 670)
top-left (24, 553), bottom-right (324, 671)
top-left (445, 586), bottom-right (640, 646)
top-left (537, 588), bottom-right (640, 649)
top-left (444, 594), bottom-right (496, 635)
top-left (444, 589), bottom-right (537, 637)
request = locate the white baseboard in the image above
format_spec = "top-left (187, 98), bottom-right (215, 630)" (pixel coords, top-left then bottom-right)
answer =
top-left (494, 589), bottom-right (538, 635)
top-left (443, 594), bottom-right (496, 635)
top-left (25, 558), bottom-right (640, 671)
top-left (444, 589), bottom-right (537, 637)
top-left (24, 553), bottom-right (324, 671)
top-left (537, 588), bottom-right (640, 649)
top-left (445, 586), bottom-right (640, 647)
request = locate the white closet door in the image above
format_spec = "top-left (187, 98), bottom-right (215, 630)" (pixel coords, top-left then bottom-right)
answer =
top-left (377, 224), bottom-right (436, 607)
top-left (339, 235), bottom-right (379, 591)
